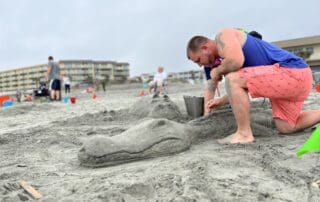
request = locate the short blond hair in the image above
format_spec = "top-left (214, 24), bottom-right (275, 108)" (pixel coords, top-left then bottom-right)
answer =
top-left (158, 66), bottom-right (164, 72)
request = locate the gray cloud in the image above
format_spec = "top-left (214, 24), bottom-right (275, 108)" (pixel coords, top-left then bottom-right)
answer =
top-left (0, 0), bottom-right (319, 75)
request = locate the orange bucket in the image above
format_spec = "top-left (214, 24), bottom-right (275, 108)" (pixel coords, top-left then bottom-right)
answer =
top-left (316, 85), bottom-right (320, 93)
top-left (139, 90), bottom-right (145, 97)
top-left (0, 95), bottom-right (10, 107)
top-left (92, 93), bottom-right (97, 99)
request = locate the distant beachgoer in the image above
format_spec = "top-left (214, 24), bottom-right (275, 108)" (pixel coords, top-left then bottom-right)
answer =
top-left (46, 56), bottom-right (62, 101)
top-left (16, 90), bottom-right (22, 102)
top-left (63, 75), bottom-right (71, 94)
top-left (101, 78), bottom-right (107, 92)
top-left (149, 66), bottom-right (168, 95)
top-left (187, 28), bottom-right (319, 144)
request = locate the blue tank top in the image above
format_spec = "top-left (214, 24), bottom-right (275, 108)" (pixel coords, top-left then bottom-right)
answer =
top-left (242, 34), bottom-right (308, 68)
top-left (204, 58), bottom-right (222, 80)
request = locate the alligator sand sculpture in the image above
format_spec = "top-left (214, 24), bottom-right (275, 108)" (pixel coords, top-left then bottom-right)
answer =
top-left (78, 96), bottom-right (276, 167)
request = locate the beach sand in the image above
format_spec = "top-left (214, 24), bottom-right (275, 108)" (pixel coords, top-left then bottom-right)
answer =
top-left (1, 82), bottom-right (320, 201)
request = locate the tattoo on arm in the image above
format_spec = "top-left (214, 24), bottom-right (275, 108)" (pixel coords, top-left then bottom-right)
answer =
top-left (216, 33), bottom-right (225, 49)
top-left (207, 79), bottom-right (216, 91)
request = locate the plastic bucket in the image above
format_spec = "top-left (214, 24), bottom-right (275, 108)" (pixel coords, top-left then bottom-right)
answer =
top-left (3, 101), bottom-right (13, 108)
top-left (63, 96), bottom-right (69, 103)
top-left (313, 72), bottom-right (320, 85)
top-left (0, 95), bottom-right (10, 107)
top-left (183, 95), bottom-right (204, 118)
top-left (142, 83), bottom-right (148, 88)
top-left (316, 85), bottom-right (320, 93)
top-left (70, 96), bottom-right (76, 104)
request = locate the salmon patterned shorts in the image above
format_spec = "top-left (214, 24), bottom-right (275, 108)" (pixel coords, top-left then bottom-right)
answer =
top-left (239, 64), bottom-right (312, 126)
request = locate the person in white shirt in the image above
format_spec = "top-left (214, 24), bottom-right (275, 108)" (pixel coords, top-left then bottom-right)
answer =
top-left (63, 75), bottom-right (71, 94)
top-left (149, 66), bottom-right (168, 95)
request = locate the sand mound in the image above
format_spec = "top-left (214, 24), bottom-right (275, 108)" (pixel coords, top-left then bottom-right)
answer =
top-left (129, 96), bottom-right (183, 120)
top-left (60, 96), bottom-right (184, 128)
top-left (0, 103), bottom-right (56, 117)
top-left (188, 107), bottom-right (276, 142)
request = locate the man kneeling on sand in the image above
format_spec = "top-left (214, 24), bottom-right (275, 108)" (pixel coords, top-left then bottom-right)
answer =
top-left (186, 28), bottom-right (320, 144)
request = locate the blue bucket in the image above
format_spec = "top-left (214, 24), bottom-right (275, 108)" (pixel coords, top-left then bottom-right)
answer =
top-left (3, 101), bottom-right (13, 108)
top-left (63, 96), bottom-right (69, 103)
top-left (142, 83), bottom-right (148, 89)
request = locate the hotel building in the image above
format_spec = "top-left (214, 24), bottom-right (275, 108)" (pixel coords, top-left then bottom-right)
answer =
top-left (0, 60), bottom-right (129, 93)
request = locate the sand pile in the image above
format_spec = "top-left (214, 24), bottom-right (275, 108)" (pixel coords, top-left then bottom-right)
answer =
top-left (129, 96), bottom-right (184, 121)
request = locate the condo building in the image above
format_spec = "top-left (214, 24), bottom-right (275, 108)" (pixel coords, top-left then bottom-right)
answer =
top-left (273, 35), bottom-right (320, 71)
top-left (0, 60), bottom-right (129, 93)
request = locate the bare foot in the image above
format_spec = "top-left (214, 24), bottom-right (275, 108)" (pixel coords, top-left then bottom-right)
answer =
top-left (218, 133), bottom-right (254, 144)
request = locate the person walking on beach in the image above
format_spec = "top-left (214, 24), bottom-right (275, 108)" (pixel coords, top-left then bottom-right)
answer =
top-left (46, 56), bottom-right (62, 101)
top-left (187, 28), bottom-right (320, 144)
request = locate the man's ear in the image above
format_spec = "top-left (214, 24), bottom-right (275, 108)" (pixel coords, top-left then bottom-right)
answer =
top-left (200, 44), bottom-right (211, 54)
top-left (200, 44), bottom-right (208, 51)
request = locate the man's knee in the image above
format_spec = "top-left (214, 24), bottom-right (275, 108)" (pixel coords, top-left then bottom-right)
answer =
top-left (274, 119), bottom-right (296, 134)
top-left (225, 72), bottom-right (246, 88)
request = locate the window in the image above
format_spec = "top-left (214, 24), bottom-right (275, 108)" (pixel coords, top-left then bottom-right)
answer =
top-left (306, 47), bottom-right (314, 54)
top-left (293, 48), bottom-right (303, 54)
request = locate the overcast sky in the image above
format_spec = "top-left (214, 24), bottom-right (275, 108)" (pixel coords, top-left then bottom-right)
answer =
top-left (0, 0), bottom-right (319, 76)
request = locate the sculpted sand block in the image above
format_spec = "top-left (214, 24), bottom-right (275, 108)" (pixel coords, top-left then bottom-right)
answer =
top-left (78, 96), bottom-right (276, 167)
top-left (78, 118), bottom-right (193, 167)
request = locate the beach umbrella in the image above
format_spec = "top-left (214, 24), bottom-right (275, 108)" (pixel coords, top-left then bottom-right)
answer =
top-left (297, 126), bottom-right (320, 157)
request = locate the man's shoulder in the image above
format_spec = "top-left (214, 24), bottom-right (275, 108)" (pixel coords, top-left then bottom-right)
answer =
top-left (48, 61), bottom-right (60, 68)
top-left (215, 28), bottom-right (239, 38)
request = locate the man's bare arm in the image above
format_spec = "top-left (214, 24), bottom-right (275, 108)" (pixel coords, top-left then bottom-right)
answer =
top-left (203, 79), bottom-right (218, 115)
top-left (46, 66), bottom-right (51, 80)
top-left (215, 29), bottom-right (245, 76)
top-left (206, 79), bottom-right (216, 91)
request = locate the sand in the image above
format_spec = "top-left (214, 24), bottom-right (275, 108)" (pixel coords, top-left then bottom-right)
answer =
top-left (1, 82), bottom-right (320, 201)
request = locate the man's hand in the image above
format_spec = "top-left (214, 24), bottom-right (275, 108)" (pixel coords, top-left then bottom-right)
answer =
top-left (210, 68), bottom-right (222, 83)
top-left (203, 80), bottom-right (216, 116)
top-left (204, 106), bottom-right (211, 116)
top-left (206, 95), bottom-right (229, 111)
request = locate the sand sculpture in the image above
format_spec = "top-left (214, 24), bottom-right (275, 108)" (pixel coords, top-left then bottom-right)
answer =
top-left (78, 96), bottom-right (276, 167)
